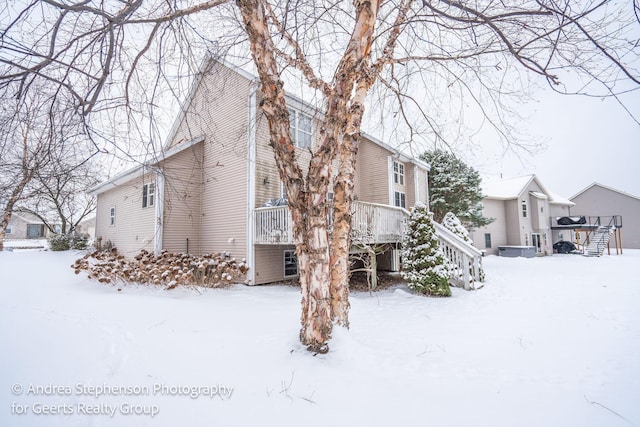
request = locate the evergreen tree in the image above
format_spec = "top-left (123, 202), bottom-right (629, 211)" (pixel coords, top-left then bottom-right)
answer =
top-left (402, 203), bottom-right (451, 297)
top-left (442, 212), bottom-right (473, 245)
top-left (421, 150), bottom-right (493, 229)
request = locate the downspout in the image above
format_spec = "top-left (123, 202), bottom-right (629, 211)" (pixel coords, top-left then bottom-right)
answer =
top-left (154, 171), bottom-right (165, 256)
top-left (414, 167), bottom-right (420, 206)
top-left (425, 169), bottom-right (430, 211)
top-left (246, 80), bottom-right (259, 285)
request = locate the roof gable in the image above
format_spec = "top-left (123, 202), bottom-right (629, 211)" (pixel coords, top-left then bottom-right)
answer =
top-left (482, 174), bottom-right (574, 206)
top-left (571, 182), bottom-right (640, 202)
top-left (89, 136), bottom-right (205, 196)
top-left (481, 175), bottom-right (535, 200)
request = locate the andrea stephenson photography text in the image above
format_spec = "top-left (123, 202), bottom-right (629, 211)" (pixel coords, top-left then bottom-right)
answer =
top-left (9, 382), bottom-right (234, 418)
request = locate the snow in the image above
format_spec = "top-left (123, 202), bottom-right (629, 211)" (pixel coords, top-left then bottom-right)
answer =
top-left (1, 249), bottom-right (639, 427)
top-left (481, 174), bottom-right (535, 199)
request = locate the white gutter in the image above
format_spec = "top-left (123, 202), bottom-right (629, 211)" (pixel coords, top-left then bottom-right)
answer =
top-left (246, 80), bottom-right (259, 285)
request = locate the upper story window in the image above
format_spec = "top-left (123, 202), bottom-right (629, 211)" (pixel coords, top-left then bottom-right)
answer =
top-left (393, 161), bottom-right (405, 186)
top-left (289, 108), bottom-right (312, 149)
top-left (142, 182), bottom-right (155, 208)
top-left (109, 207), bottom-right (116, 226)
top-left (521, 200), bottom-right (527, 218)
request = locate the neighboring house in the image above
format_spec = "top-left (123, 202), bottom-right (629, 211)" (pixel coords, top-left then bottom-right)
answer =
top-left (90, 59), bottom-right (436, 285)
top-left (75, 215), bottom-right (96, 239)
top-left (568, 183), bottom-right (639, 249)
top-left (4, 210), bottom-right (51, 240)
top-left (470, 175), bottom-right (574, 256)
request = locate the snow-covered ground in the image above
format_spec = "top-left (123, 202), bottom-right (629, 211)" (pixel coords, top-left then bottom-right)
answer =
top-left (1, 249), bottom-right (639, 427)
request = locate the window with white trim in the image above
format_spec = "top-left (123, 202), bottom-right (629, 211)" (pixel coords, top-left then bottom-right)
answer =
top-left (393, 161), bottom-right (405, 186)
top-left (109, 207), bottom-right (116, 226)
top-left (142, 182), bottom-right (155, 208)
top-left (289, 108), bottom-right (312, 149)
top-left (6, 222), bottom-right (12, 234)
top-left (394, 191), bottom-right (406, 208)
top-left (521, 200), bottom-right (527, 218)
top-left (284, 250), bottom-right (298, 278)
top-left (484, 233), bottom-right (492, 249)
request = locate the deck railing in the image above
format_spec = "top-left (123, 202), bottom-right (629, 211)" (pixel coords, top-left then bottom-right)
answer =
top-left (350, 202), bottom-right (408, 244)
top-left (254, 205), bottom-right (294, 244)
top-left (433, 222), bottom-right (484, 290)
top-left (253, 201), bottom-right (407, 245)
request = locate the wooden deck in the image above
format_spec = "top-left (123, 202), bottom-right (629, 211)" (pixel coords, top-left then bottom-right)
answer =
top-left (253, 201), bottom-right (408, 245)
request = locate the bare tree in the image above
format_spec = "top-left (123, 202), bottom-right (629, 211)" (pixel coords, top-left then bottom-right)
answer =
top-left (20, 147), bottom-right (100, 236)
top-left (0, 92), bottom-right (59, 250)
top-left (1, 0), bottom-right (638, 351)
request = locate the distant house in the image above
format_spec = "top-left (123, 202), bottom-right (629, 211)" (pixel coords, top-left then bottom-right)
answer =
top-left (5, 210), bottom-right (50, 240)
top-left (75, 216), bottom-right (96, 239)
top-left (569, 183), bottom-right (639, 249)
top-left (469, 175), bottom-right (574, 256)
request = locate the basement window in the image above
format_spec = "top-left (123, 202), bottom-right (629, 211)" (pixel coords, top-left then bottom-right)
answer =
top-left (284, 250), bottom-right (299, 278)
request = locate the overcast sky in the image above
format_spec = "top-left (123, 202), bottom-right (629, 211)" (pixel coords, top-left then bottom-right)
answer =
top-left (467, 85), bottom-right (640, 199)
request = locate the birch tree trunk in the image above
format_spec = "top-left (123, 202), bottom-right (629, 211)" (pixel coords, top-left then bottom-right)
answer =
top-left (237, 0), bottom-right (384, 351)
top-left (237, 0), bottom-right (335, 352)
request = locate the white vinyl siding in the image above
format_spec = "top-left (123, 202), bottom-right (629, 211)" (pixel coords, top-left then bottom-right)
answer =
top-left (167, 62), bottom-right (252, 262)
top-left (94, 172), bottom-right (156, 257)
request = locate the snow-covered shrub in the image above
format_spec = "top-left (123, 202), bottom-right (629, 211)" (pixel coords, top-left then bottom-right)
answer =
top-left (72, 249), bottom-right (249, 289)
top-left (48, 234), bottom-right (70, 251)
top-left (402, 203), bottom-right (451, 297)
top-left (70, 233), bottom-right (89, 250)
top-left (443, 212), bottom-right (473, 245)
top-left (48, 233), bottom-right (90, 251)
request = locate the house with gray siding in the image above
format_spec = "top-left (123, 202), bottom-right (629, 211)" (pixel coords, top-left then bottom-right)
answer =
top-left (568, 183), bottom-right (639, 249)
top-left (90, 59), bottom-right (434, 285)
top-left (470, 175), bottom-right (574, 256)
